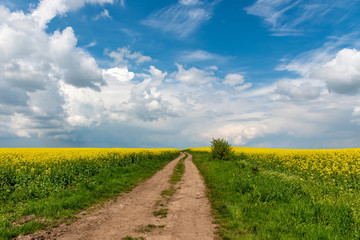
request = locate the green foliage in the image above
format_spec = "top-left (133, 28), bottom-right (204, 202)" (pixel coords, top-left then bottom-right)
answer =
top-left (210, 138), bottom-right (234, 161)
top-left (190, 151), bottom-right (360, 239)
top-left (0, 152), bottom-right (179, 240)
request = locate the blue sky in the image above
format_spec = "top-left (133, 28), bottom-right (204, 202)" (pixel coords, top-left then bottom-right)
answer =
top-left (1, 0), bottom-right (360, 148)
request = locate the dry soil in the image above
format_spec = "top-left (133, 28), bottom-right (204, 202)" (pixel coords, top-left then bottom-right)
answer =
top-left (16, 152), bottom-right (216, 240)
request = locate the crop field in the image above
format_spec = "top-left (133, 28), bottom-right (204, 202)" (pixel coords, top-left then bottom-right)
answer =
top-left (0, 148), bottom-right (179, 239)
top-left (3, 146), bottom-right (360, 239)
top-left (187, 147), bottom-right (360, 239)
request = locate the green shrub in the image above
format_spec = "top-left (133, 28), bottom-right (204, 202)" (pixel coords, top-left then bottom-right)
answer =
top-left (210, 138), bottom-right (234, 161)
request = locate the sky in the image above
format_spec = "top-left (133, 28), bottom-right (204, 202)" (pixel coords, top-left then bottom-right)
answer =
top-left (1, 0), bottom-right (360, 149)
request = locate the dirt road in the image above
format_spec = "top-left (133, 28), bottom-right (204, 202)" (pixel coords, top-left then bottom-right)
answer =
top-left (17, 152), bottom-right (216, 240)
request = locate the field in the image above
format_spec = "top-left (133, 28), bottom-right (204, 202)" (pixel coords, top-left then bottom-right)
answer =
top-left (0, 148), bottom-right (179, 239)
top-left (2, 146), bottom-right (360, 239)
top-left (187, 147), bottom-right (360, 239)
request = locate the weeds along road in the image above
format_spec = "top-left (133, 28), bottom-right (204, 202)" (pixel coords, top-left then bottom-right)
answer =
top-left (16, 152), bottom-right (216, 240)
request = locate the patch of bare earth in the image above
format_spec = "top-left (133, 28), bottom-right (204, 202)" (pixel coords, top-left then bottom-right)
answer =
top-left (16, 152), bottom-right (216, 240)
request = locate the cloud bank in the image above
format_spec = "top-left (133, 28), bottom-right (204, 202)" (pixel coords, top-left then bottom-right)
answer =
top-left (1, 1), bottom-right (360, 149)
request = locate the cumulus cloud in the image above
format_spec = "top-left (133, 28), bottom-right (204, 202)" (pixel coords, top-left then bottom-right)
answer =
top-left (0, 2), bottom-right (108, 95)
top-left (107, 47), bottom-right (152, 66)
top-left (208, 122), bottom-right (272, 145)
top-left (222, 73), bottom-right (252, 92)
top-left (311, 48), bottom-right (360, 94)
top-left (223, 73), bottom-right (245, 86)
top-left (141, 0), bottom-right (218, 38)
top-left (351, 106), bottom-right (360, 125)
top-left (353, 107), bottom-right (360, 117)
top-left (32, 0), bottom-right (113, 28)
top-left (0, 87), bottom-right (29, 106)
top-left (274, 79), bottom-right (322, 101)
top-left (49, 27), bottom-right (105, 90)
top-left (198, 100), bottom-right (344, 146)
top-left (61, 66), bottom-right (136, 127)
top-left (0, 1), bottom-right (113, 139)
top-left (128, 66), bottom-right (177, 121)
top-left (175, 64), bottom-right (217, 86)
top-left (2, 1), bottom-right (360, 149)
top-left (3, 61), bottom-right (49, 91)
top-left (277, 42), bottom-right (360, 96)
top-left (102, 66), bottom-right (135, 82)
top-left (61, 65), bottom-right (178, 125)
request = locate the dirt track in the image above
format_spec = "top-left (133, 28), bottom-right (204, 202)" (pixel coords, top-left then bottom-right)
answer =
top-left (16, 152), bottom-right (216, 240)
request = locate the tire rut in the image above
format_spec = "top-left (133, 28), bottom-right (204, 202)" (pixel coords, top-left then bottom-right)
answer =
top-left (15, 152), bottom-right (216, 240)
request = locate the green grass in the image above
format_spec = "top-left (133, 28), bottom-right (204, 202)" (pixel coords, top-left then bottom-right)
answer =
top-left (121, 236), bottom-right (145, 240)
top-left (169, 154), bottom-right (186, 184)
top-left (161, 186), bottom-right (177, 197)
top-left (153, 154), bottom-right (187, 219)
top-left (152, 208), bottom-right (169, 218)
top-left (135, 224), bottom-right (166, 233)
top-left (189, 151), bottom-right (360, 240)
top-left (0, 153), bottom-right (178, 240)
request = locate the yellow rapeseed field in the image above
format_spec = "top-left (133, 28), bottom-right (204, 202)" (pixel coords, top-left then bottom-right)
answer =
top-left (0, 148), bottom-right (178, 170)
top-left (188, 147), bottom-right (360, 189)
top-left (0, 148), bottom-right (179, 201)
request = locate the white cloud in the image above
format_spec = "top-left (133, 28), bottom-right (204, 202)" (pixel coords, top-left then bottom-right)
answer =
top-left (180, 0), bottom-right (201, 5)
top-left (245, 0), bottom-right (301, 35)
top-left (31, 0), bottom-right (113, 28)
top-left (49, 27), bottom-right (105, 90)
top-left (352, 106), bottom-right (360, 125)
top-left (0, 1), bottom-right (111, 95)
top-left (179, 50), bottom-right (216, 62)
top-left (3, 61), bottom-right (48, 91)
top-left (279, 47), bottom-right (360, 95)
top-left (311, 48), bottom-right (360, 94)
top-left (274, 79), bottom-right (322, 101)
top-left (0, 1), bottom-right (114, 139)
top-left (107, 47), bottom-right (152, 66)
top-left (175, 64), bottom-right (217, 86)
top-left (235, 83), bottom-right (252, 92)
top-left (93, 9), bottom-right (111, 20)
top-left (223, 73), bottom-right (245, 86)
top-left (2, 2), bottom-right (360, 149)
top-left (102, 67), bottom-right (135, 82)
top-left (223, 73), bottom-right (252, 92)
top-left (178, 50), bottom-right (232, 64)
top-left (141, 0), bottom-right (218, 38)
top-left (245, 0), bottom-right (351, 36)
top-left (127, 66), bottom-right (178, 121)
top-left (353, 107), bottom-right (360, 117)
top-left (205, 122), bottom-right (273, 145)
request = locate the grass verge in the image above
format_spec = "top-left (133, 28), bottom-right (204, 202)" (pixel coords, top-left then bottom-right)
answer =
top-left (0, 153), bottom-right (178, 240)
top-left (189, 151), bottom-right (360, 240)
